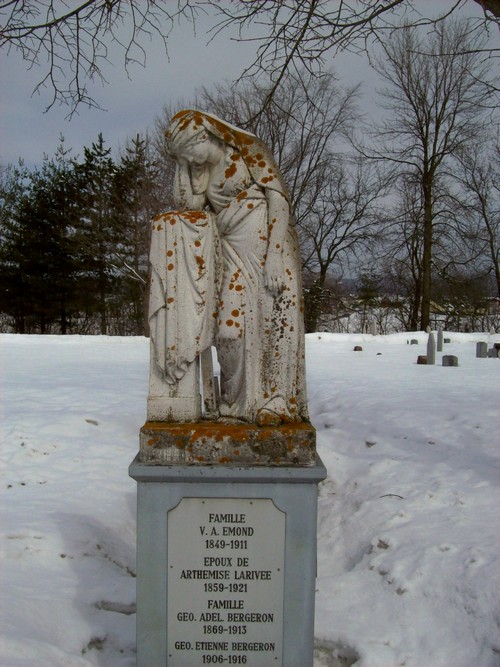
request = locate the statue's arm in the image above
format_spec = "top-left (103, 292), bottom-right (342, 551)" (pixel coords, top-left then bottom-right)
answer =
top-left (264, 189), bottom-right (289, 297)
top-left (173, 159), bottom-right (207, 210)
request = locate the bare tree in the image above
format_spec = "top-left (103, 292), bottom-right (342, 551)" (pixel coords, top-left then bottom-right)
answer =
top-left (196, 72), bottom-right (360, 227)
top-left (367, 17), bottom-right (498, 330)
top-left (196, 72), bottom-right (390, 291)
top-left (299, 158), bottom-right (387, 285)
top-left (1, 1), bottom-right (498, 114)
top-left (456, 141), bottom-right (500, 300)
top-left (154, 72), bottom-right (387, 330)
top-left (155, 71), bottom-right (365, 268)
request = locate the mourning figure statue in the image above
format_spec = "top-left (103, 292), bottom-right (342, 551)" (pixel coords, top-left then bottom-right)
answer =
top-left (148, 110), bottom-right (308, 426)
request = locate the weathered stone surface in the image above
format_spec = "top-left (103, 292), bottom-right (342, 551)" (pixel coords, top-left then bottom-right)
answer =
top-left (139, 421), bottom-right (317, 466)
top-left (442, 355), bottom-right (459, 366)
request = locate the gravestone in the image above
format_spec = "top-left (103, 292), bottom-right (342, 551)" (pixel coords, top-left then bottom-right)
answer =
top-left (427, 332), bottom-right (436, 365)
top-left (442, 355), bottom-right (459, 367)
top-left (476, 342), bottom-right (488, 358)
top-left (410, 339), bottom-right (418, 345)
top-left (437, 328), bottom-right (443, 352)
top-left (130, 110), bottom-right (326, 667)
top-left (444, 338), bottom-right (451, 344)
top-left (487, 347), bottom-right (499, 358)
top-left (417, 355), bottom-right (427, 365)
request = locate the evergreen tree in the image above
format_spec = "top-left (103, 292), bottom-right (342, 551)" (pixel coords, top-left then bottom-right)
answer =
top-left (0, 143), bottom-right (81, 333)
top-left (75, 133), bottom-right (118, 334)
top-left (0, 162), bottom-right (31, 332)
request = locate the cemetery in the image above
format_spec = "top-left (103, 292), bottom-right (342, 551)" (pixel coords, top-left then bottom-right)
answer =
top-left (1, 3), bottom-right (499, 666)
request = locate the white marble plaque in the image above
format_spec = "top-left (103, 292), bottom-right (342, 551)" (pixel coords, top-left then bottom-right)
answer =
top-left (167, 497), bottom-right (285, 666)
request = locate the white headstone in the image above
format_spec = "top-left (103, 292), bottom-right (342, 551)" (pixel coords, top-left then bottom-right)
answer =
top-left (437, 327), bottom-right (443, 352)
top-left (427, 332), bottom-right (436, 365)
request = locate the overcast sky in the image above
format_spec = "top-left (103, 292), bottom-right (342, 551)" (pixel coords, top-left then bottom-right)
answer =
top-left (0, 2), bottom-right (496, 167)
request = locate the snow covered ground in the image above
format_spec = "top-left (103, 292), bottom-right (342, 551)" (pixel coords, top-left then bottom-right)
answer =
top-left (1, 332), bottom-right (499, 667)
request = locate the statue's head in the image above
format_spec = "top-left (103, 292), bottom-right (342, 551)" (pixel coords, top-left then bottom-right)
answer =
top-left (165, 111), bottom-right (211, 161)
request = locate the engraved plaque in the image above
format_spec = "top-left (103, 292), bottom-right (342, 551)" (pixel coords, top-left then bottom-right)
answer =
top-left (167, 497), bottom-right (285, 666)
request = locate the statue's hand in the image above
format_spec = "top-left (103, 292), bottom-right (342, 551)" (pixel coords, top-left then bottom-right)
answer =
top-left (264, 251), bottom-right (285, 297)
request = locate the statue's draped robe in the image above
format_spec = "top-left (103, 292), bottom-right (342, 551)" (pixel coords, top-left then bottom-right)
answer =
top-left (149, 111), bottom-right (308, 422)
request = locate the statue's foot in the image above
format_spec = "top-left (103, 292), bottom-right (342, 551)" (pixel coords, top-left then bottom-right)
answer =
top-left (217, 402), bottom-right (246, 424)
top-left (256, 397), bottom-right (294, 426)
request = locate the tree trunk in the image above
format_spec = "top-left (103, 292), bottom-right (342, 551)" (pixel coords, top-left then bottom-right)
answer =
top-left (420, 176), bottom-right (433, 331)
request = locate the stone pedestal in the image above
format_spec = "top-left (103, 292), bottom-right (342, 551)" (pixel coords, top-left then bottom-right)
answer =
top-left (139, 421), bottom-right (317, 466)
top-left (129, 450), bottom-right (326, 667)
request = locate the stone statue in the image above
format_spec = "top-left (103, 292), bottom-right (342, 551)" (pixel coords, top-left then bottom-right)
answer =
top-left (147, 110), bottom-right (308, 426)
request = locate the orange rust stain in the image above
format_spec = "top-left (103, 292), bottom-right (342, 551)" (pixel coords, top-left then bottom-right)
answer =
top-left (231, 309), bottom-right (240, 317)
top-left (167, 263), bottom-right (174, 271)
top-left (247, 203), bottom-right (254, 209)
top-left (236, 190), bottom-right (248, 202)
top-left (195, 239), bottom-right (201, 247)
top-left (167, 250), bottom-right (173, 257)
top-left (226, 319), bottom-right (234, 327)
top-left (167, 297), bottom-right (175, 304)
top-left (225, 162), bottom-right (237, 179)
top-left (184, 210), bottom-right (208, 224)
top-left (156, 224), bottom-right (163, 231)
top-left (258, 161), bottom-right (266, 168)
top-left (235, 284), bottom-right (243, 292)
